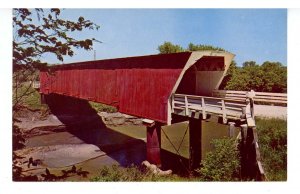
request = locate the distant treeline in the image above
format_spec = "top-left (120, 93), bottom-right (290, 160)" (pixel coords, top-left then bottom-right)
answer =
top-left (158, 42), bottom-right (287, 93)
top-left (219, 61), bottom-right (287, 93)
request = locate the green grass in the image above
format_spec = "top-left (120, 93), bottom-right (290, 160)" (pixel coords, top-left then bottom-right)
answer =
top-left (89, 101), bottom-right (117, 113)
top-left (91, 164), bottom-right (190, 182)
top-left (13, 83), bottom-right (46, 110)
top-left (256, 118), bottom-right (287, 181)
top-left (13, 82), bottom-right (118, 114)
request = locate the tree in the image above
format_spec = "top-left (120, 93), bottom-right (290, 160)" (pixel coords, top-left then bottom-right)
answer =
top-left (13, 8), bottom-right (100, 110)
top-left (157, 42), bottom-right (226, 54)
top-left (242, 61), bottom-right (257, 67)
top-left (219, 60), bottom-right (238, 90)
top-left (157, 41), bottom-right (184, 54)
top-left (12, 8), bottom-right (101, 181)
top-left (188, 43), bottom-right (225, 52)
top-left (261, 62), bottom-right (287, 93)
top-left (224, 61), bottom-right (287, 93)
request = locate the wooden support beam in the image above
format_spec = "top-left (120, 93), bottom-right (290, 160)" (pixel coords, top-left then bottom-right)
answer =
top-left (189, 118), bottom-right (202, 170)
top-left (146, 122), bottom-right (161, 166)
top-left (228, 122), bottom-right (235, 137)
top-left (240, 124), bottom-right (248, 145)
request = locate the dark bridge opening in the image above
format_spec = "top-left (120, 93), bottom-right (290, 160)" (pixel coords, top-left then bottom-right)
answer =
top-left (44, 94), bottom-right (146, 167)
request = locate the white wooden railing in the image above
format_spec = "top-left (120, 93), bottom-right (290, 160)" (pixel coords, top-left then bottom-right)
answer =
top-left (212, 90), bottom-right (287, 105)
top-left (171, 93), bottom-right (247, 124)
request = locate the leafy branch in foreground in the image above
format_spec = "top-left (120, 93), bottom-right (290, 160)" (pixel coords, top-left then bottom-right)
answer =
top-left (13, 8), bottom-right (101, 110)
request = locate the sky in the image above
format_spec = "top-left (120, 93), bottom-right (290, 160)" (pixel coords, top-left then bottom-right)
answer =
top-left (39, 9), bottom-right (287, 66)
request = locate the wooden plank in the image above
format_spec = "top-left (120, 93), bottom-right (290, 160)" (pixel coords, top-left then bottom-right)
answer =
top-left (202, 97), bottom-right (207, 119)
top-left (225, 106), bottom-right (244, 111)
top-left (171, 94), bottom-right (175, 113)
top-left (221, 99), bottom-right (227, 124)
top-left (185, 95), bottom-right (189, 116)
top-left (175, 93), bottom-right (245, 103)
top-left (254, 96), bottom-right (287, 100)
top-left (213, 90), bottom-right (287, 97)
top-left (255, 91), bottom-right (287, 97)
top-left (173, 101), bottom-right (185, 105)
top-left (213, 90), bottom-right (248, 95)
top-left (220, 94), bottom-right (245, 97)
top-left (217, 101), bottom-right (246, 107)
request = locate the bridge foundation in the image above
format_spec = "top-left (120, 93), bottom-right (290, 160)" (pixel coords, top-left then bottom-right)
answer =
top-left (146, 122), bottom-right (162, 166)
top-left (189, 118), bottom-right (202, 170)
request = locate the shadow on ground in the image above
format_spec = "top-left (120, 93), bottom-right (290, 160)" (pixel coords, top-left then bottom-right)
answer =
top-left (44, 93), bottom-right (147, 168)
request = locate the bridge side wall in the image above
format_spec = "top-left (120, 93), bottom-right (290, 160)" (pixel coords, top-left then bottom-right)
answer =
top-left (40, 52), bottom-right (192, 123)
top-left (195, 71), bottom-right (225, 96)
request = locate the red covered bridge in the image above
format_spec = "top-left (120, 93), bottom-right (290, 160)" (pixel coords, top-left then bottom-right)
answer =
top-left (40, 51), bottom-right (234, 124)
top-left (39, 51), bottom-right (264, 178)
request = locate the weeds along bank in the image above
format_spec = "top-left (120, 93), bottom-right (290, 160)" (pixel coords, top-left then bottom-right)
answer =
top-left (91, 118), bottom-right (287, 182)
top-left (256, 118), bottom-right (287, 181)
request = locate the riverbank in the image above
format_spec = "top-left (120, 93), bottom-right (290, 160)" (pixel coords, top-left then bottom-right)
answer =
top-left (13, 110), bottom-right (148, 181)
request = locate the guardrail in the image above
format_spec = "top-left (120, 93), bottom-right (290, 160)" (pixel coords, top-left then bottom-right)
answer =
top-left (172, 93), bottom-right (247, 124)
top-left (212, 90), bottom-right (287, 105)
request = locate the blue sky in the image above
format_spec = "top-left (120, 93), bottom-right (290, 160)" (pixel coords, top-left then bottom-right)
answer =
top-left (42, 9), bottom-right (287, 66)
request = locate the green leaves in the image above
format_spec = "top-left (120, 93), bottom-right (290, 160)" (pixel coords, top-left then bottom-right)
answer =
top-left (13, 8), bottom-right (101, 69)
top-left (256, 118), bottom-right (287, 180)
top-left (222, 61), bottom-right (287, 93)
top-left (157, 42), bottom-right (226, 54)
top-left (196, 138), bottom-right (241, 181)
top-left (158, 41), bottom-right (184, 54)
top-left (188, 43), bottom-right (225, 52)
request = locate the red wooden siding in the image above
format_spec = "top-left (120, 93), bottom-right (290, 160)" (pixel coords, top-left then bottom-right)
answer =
top-left (40, 52), bottom-right (192, 123)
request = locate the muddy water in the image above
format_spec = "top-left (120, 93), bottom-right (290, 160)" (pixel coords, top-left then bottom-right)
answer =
top-left (21, 117), bottom-right (232, 180)
top-left (22, 124), bottom-right (147, 181)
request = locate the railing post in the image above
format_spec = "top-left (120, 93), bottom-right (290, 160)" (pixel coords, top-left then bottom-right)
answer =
top-left (202, 97), bottom-right (206, 119)
top-left (228, 122), bottom-right (235, 137)
top-left (221, 99), bottom-right (227, 124)
top-left (185, 96), bottom-right (189, 116)
top-left (171, 94), bottom-right (175, 113)
top-left (247, 90), bottom-right (255, 119)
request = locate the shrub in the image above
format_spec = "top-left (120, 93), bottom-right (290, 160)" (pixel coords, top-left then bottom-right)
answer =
top-left (89, 101), bottom-right (117, 113)
top-left (196, 138), bottom-right (241, 181)
top-left (256, 118), bottom-right (287, 181)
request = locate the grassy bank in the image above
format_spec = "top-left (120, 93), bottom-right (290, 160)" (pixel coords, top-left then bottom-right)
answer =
top-left (91, 165), bottom-right (190, 182)
top-left (13, 83), bottom-right (117, 113)
top-left (256, 118), bottom-right (287, 181)
top-left (91, 118), bottom-right (287, 182)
